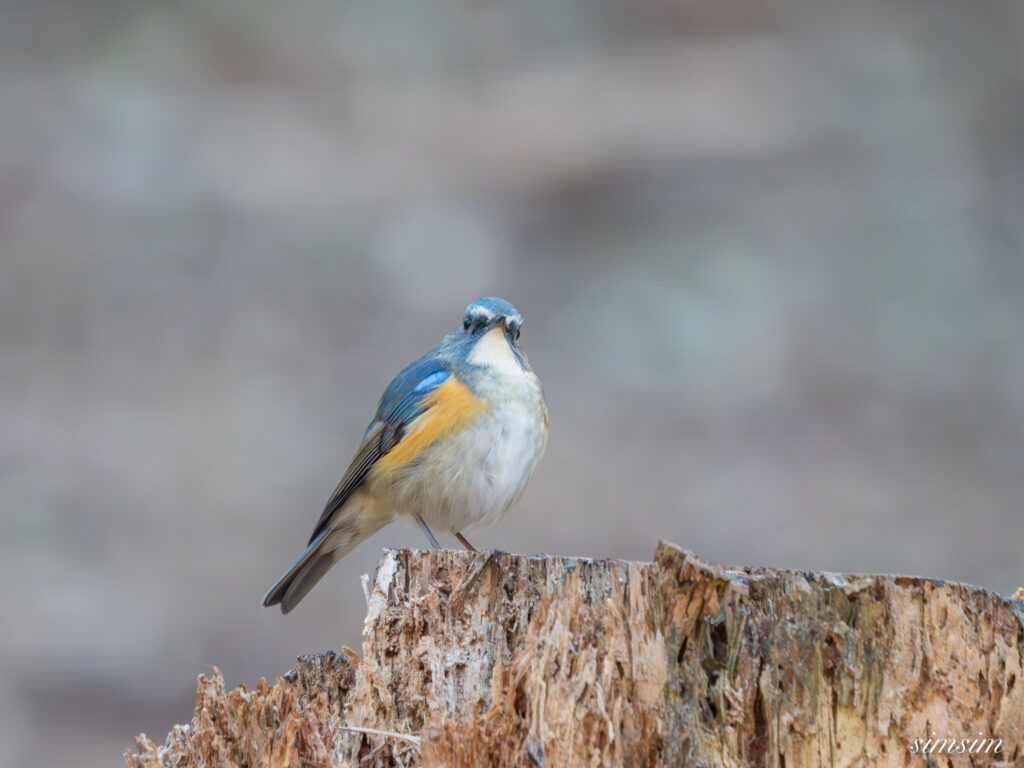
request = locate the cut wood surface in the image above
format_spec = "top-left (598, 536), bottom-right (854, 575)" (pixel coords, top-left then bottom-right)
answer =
top-left (126, 543), bottom-right (1024, 767)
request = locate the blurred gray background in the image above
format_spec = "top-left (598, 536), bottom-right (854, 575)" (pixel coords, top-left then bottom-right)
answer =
top-left (2, 0), bottom-right (1024, 765)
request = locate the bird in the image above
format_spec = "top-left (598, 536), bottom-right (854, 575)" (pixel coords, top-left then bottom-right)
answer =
top-left (263, 297), bottom-right (548, 614)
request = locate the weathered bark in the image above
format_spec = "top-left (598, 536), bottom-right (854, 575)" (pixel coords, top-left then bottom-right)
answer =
top-left (126, 543), bottom-right (1024, 767)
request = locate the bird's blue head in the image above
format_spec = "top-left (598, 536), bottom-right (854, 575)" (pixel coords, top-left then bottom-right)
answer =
top-left (448, 297), bottom-right (533, 376)
top-left (461, 297), bottom-right (523, 346)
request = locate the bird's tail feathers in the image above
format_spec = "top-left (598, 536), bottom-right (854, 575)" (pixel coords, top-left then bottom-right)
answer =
top-left (262, 509), bottom-right (381, 614)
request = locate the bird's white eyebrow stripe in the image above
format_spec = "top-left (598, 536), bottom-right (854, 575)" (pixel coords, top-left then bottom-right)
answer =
top-left (468, 304), bottom-right (521, 327)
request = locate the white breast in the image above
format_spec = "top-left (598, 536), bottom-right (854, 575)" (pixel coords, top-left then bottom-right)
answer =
top-left (393, 328), bottom-right (548, 533)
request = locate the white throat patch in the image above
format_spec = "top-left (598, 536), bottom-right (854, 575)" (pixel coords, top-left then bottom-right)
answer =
top-left (467, 327), bottom-right (523, 376)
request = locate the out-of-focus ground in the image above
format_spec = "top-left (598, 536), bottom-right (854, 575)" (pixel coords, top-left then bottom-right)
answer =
top-left (2, 0), bottom-right (1023, 765)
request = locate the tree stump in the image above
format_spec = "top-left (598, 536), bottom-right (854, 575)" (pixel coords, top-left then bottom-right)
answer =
top-left (125, 542), bottom-right (1024, 767)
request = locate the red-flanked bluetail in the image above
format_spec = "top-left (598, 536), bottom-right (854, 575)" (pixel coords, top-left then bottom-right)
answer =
top-left (263, 298), bottom-right (548, 613)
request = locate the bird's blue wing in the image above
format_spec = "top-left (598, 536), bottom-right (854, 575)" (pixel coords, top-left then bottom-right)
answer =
top-left (308, 355), bottom-right (451, 543)
top-left (374, 357), bottom-right (452, 441)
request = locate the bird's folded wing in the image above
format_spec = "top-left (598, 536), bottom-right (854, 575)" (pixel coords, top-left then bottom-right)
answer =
top-left (306, 356), bottom-right (452, 544)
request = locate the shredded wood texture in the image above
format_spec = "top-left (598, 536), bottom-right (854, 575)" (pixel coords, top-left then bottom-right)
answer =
top-left (126, 542), bottom-right (1024, 767)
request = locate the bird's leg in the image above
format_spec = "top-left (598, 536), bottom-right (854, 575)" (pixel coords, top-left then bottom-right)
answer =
top-left (454, 530), bottom-right (477, 552)
top-left (416, 515), bottom-right (441, 549)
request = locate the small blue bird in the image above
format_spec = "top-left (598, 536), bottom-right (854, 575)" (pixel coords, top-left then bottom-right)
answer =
top-left (263, 297), bottom-right (548, 613)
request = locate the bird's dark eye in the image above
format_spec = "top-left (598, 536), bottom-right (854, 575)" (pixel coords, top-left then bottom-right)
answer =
top-left (463, 315), bottom-right (471, 330)
top-left (514, 326), bottom-right (521, 341)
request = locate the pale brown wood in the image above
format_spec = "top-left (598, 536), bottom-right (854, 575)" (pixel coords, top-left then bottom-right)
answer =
top-left (126, 543), bottom-right (1024, 767)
